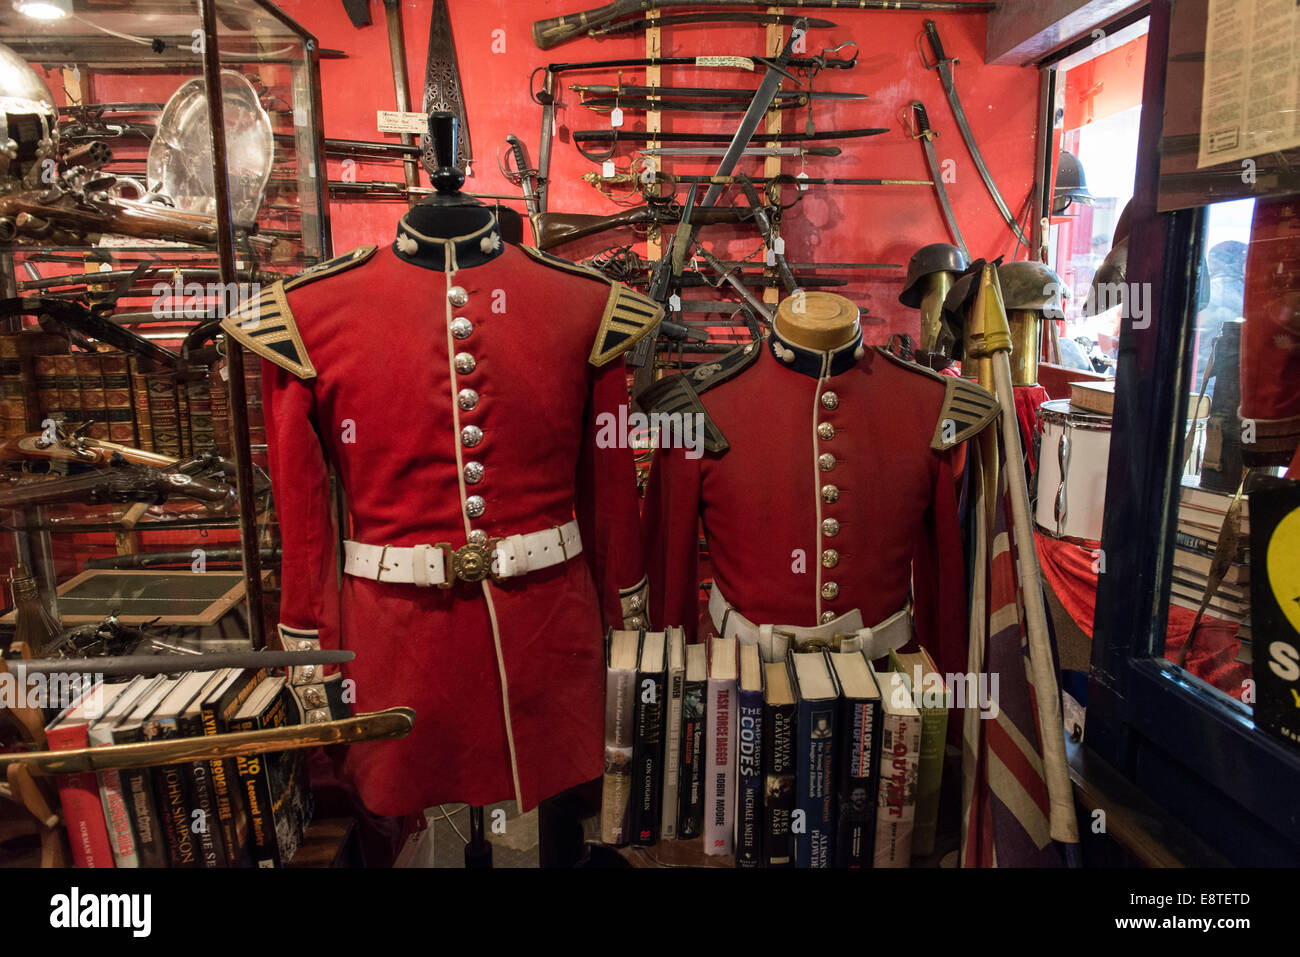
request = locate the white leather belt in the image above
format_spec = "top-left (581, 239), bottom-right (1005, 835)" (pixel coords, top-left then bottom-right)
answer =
top-left (708, 584), bottom-right (913, 662)
top-left (343, 519), bottom-right (582, 588)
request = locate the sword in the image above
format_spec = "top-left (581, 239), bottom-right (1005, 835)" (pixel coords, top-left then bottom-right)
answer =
top-left (581, 95), bottom-right (813, 114)
top-left (0, 707), bottom-right (414, 774)
top-left (575, 127), bottom-right (888, 162)
top-left (905, 100), bottom-right (970, 259)
top-left (10, 649), bottom-right (354, 676)
top-left (590, 12), bottom-right (838, 38)
top-left (572, 83), bottom-right (867, 101)
top-left (637, 145), bottom-right (842, 158)
top-left (501, 134), bottom-right (540, 216)
top-left (421, 0), bottom-right (472, 173)
top-left (921, 20), bottom-right (1030, 247)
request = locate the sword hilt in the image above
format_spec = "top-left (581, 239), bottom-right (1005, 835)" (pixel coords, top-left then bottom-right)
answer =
top-left (920, 19), bottom-right (955, 71)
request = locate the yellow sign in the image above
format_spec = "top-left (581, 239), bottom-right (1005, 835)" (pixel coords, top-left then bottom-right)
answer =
top-left (1266, 506), bottom-right (1300, 634)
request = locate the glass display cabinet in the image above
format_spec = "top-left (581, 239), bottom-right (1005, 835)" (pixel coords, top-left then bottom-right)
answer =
top-left (0, 0), bottom-right (328, 652)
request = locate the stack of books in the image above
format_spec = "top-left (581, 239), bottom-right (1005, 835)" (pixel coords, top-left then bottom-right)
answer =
top-left (1172, 478), bottom-right (1251, 642)
top-left (600, 630), bottom-right (951, 868)
top-left (45, 669), bottom-right (310, 868)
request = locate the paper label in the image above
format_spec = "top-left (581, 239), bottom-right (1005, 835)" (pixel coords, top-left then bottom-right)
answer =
top-left (377, 110), bottom-right (428, 135)
top-left (695, 56), bottom-right (754, 70)
top-left (610, 107), bottom-right (624, 128)
top-left (602, 160), bottom-right (616, 177)
top-left (669, 293), bottom-right (681, 311)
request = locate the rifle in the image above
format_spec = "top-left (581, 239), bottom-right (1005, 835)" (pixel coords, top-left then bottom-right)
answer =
top-left (0, 297), bottom-right (180, 368)
top-left (533, 0), bottom-right (993, 49)
top-left (532, 202), bottom-right (776, 250)
top-left (0, 460), bottom-right (238, 512)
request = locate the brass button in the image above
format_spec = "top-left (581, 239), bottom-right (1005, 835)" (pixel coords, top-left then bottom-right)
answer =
top-left (820, 610), bottom-right (837, 624)
top-left (821, 484), bottom-right (839, 504)
top-left (821, 582), bottom-right (839, 600)
top-left (465, 495), bottom-right (485, 518)
top-left (467, 529), bottom-right (487, 545)
top-left (450, 317), bottom-right (472, 340)
top-left (461, 425), bottom-right (483, 447)
top-left (817, 422), bottom-right (835, 441)
top-left (448, 286), bottom-right (469, 307)
top-left (457, 388), bottom-right (479, 411)
top-left (821, 518), bottom-right (840, 537)
top-left (454, 351), bottom-right (476, 373)
top-left (818, 453), bottom-right (836, 472)
top-left (822, 549), bottom-right (839, 568)
top-left (820, 391), bottom-right (839, 410)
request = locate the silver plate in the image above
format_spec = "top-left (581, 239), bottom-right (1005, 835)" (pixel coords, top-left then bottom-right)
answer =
top-left (147, 70), bottom-right (272, 226)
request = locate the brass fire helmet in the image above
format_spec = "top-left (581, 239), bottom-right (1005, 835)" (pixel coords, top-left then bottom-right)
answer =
top-left (0, 42), bottom-right (58, 188)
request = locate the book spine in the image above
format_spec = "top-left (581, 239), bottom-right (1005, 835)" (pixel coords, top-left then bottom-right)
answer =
top-left (795, 698), bottom-right (836, 868)
top-left (178, 713), bottom-right (227, 868)
top-left (631, 667), bottom-right (665, 847)
top-left (660, 664), bottom-right (684, 840)
top-left (231, 723), bottom-right (281, 867)
top-left (703, 674), bottom-right (736, 856)
top-left (186, 372), bottom-right (215, 454)
top-left (54, 355), bottom-right (81, 426)
top-left (46, 722), bottom-right (116, 868)
top-left (734, 686), bottom-right (764, 868)
top-left (99, 353), bottom-right (136, 444)
top-left (202, 703), bottom-right (244, 866)
top-left (176, 377), bottom-right (193, 457)
top-left (113, 721), bottom-right (168, 869)
top-left (677, 678), bottom-right (706, 839)
top-left (97, 768), bottom-right (139, 868)
top-left (835, 697), bottom-right (881, 868)
top-left (874, 712), bottom-right (921, 868)
top-left (34, 354), bottom-right (63, 427)
top-left (128, 358), bottom-right (153, 451)
top-left (762, 702), bottom-right (796, 867)
top-left (210, 362), bottom-right (231, 458)
top-left (75, 352), bottom-right (108, 440)
top-left (0, 335), bottom-right (28, 439)
top-left (147, 372), bottom-right (181, 457)
top-left (912, 695), bottom-right (948, 859)
top-left (600, 666), bottom-right (637, 846)
top-left (145, 720), bottom-right (200, 868)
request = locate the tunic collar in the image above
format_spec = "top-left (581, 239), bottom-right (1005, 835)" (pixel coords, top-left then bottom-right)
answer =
top-left (393, 211), bottom-right (504, 271)
top-left (768, 323), bottom-right (864, 379)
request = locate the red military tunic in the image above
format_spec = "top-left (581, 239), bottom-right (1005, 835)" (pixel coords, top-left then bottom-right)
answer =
top-left (223, 214), bottom-right (656, 815)
top-left (643, 324), bottom-right (993, 677)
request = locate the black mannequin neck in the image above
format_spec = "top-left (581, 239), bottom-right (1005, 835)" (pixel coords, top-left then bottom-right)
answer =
top-left (393, 204), bottom-right (505, 271)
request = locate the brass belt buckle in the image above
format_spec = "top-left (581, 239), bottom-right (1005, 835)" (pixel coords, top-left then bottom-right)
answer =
top-left (437, 538), bottom-right (505, 587)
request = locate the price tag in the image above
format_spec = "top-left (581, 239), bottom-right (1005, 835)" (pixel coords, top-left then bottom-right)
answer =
top-left (774, 237), bottom-right (786, 255)
top-left (465, 162), bottom-right (472, 177)
top-left (796, 171), bottom-right (810, 191)
top-left (765, 246), bottom-right (776, 266)
top-left (294, 107), bottom-right (308, 127)
top-left (602, 160), bottom-right (615, 178)
top-left (610, 107), bottom-right (624, 128)
top-left (376, 110), bottom-right (427, 134)
top-left (669, 293), bottom-right (681, 311)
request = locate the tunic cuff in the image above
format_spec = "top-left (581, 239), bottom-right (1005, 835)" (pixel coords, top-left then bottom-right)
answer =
top-left (618, 576), bottom-right (649, 630)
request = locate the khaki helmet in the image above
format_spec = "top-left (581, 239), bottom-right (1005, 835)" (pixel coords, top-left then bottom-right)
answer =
top-left (997, 260), bottom-right (1066, 319)
top-left (899, 243), bottom-right (969, 308)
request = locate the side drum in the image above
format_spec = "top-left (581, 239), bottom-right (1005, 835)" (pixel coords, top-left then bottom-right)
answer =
top-left (1034, 398), bottom-right (1113, 543)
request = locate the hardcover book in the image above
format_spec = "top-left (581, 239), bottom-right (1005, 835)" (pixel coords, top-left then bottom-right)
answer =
top-left (177, 671), bottom-right (232, 868)
top-left (202, 668), bottom-right (264, 866)
top-left (704, 636), bottom-right (738, 856)
top-left (600, 629), bottom-right (640, 846)
top-left (677, 642), bottom-right (708, 839)
top-left (829, 649), bottom-right (883, 868)
top-left (734, 642), bottom-right (765, 868)
top-left (87, 676), bottom-right (154, 869)
top-left (762, 661), bottom-right (797, 867)
top-left (788, 650), bottom-right (839, 868)
top-left (660, 627), bottom-right (686, 840)
top-left (872, 668), bottom-right (922, 868)
top-left (230, 677), bottom-right (308, 867)
top-left (631, 630), bottom-right (667, 846)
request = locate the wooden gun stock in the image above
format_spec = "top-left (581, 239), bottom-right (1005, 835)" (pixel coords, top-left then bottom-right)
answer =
top-left (0, 193), bottom-right (221, 246)
top-left (532, 204), bottom-right (755, 250)
top-left (533, 0), bottom-right (637, 49)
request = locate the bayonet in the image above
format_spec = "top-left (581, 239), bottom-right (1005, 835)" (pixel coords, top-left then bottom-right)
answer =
top-left (905, 100), bottom-right (969, 259)
top-left (921, 21), bottom-right (1029, 247)
top-left (572, 84), bottom-right (866, 101)
top-left (638, 145), bottom-right (841, 158)
top-left (581, 95), bottom-right (811, 114)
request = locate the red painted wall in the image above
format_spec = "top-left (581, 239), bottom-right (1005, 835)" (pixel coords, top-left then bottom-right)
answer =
top-left (277, 0), bottom-right (1040, 344)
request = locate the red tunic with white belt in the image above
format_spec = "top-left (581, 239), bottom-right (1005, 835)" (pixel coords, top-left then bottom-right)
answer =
top-left (642, 325), bottom-right (995, 677)
top-left (222, 214), bottom-right (657, 815)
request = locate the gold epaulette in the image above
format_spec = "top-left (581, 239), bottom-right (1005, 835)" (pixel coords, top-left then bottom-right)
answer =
top-left (220, 247), bottom-right (376, 379)
top-left (634, 339), bottom-right (762, 455)
top-left (518, 245), bottom-right (664, 367)
top-left (874, 346), bottom-right (1000, 451)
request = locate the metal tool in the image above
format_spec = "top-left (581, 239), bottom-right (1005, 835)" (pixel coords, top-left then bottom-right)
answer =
top-left (574, 126), bottom-right (888, 162)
